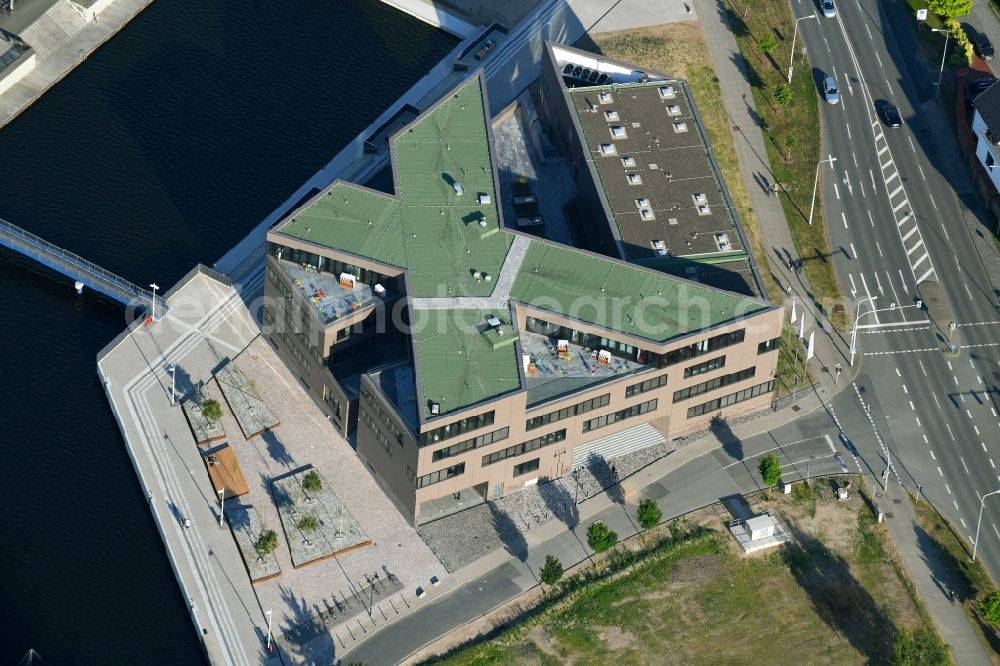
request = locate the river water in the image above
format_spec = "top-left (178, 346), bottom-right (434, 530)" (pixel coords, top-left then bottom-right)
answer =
top-left (0, 1), bottom-right (455, 661)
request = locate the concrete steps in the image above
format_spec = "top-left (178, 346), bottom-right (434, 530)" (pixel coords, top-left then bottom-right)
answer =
top-left (572, 423), bottom-right (665, 464)
top-left (17, 0), bottom-right (88, 58)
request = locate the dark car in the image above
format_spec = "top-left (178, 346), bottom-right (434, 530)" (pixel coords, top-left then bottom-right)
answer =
top-left (975, 32), bottom-right (995, 60)
top-left (879, 103), bottom-right (902, 128)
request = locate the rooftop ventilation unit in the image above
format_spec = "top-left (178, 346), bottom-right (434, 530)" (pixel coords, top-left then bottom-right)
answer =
top-left (605, 110), bottom-right (619, 121)
top-left (610, 126), bottom-right (627, 138)
top-left (453, 181), bottom-right (464, 195)
top-left (621, 156), bottom-right (636, 167)
top-left (627, 173), bottom-right (642, 185)
top-left (478, 194), bottom-right (491, 205)
top-left (640, 208), bottom-right (655, 221)
top-left (666, 105), bottom-right (681, 116)
top-left (693, 193), bottom-right (708, 205)
top-left (599, 92), bottom-right (613, 104)
top-left (651, 240), bottom-right (668, 256)
top-left (715, 233), bottom-right (733, 251)
top-left (697, 205), bottom-right (711, 216)
top-left (430, 402), bottom-right (441, 416)
top-left (635, 198), bottom-right (650, 208)
top-left (673, 122), bottom-right (688, 133)
top-left (487, 315), bottom-right (504, 334)
top-left (600, 143), bottom-right (617, 155)
top-left (659, 86), bottom-right (677, 99)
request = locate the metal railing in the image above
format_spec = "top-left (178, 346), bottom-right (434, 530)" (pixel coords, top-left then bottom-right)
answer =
top-left (0, 215), bottom-right (167, 310)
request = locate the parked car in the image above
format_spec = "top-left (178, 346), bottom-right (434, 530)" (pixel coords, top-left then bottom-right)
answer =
top-left (823, 76), bottom-right (840, 104)
top-left (878, 102), bottom-right (902, 128)
top-left (975, 32), bottom-right (995, 60)
top-left (821, 0), bottom-right (836, 18)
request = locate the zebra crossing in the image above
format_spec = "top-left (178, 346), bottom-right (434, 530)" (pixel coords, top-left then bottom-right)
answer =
top-left (871, 121), bottom-right (936, 286)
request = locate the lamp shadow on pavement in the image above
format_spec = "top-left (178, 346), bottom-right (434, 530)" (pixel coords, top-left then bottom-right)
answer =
top-left (782, 519), bottom-right (897, 663)
top-left (487, 501), bottom-right (528, 565)
top-left (539, 478), bottom-right (579, 531)
top-left (278, 584), bottom-right (335, 665)
top-left (585, 456), bottom-right (625, 506)
top-left (262, 429), bottom-right (295, 469)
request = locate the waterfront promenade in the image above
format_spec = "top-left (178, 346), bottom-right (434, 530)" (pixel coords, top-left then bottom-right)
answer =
top-left (97, 267), bottom-right (270, 666)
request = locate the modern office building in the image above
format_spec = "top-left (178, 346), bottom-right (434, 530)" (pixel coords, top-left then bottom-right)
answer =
top-left (264, 69), bottom-right (782, 524)
top-left (537, 42), bottom-right (762, 297)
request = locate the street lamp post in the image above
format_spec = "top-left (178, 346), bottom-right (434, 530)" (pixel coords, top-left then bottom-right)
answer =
top-left (973, 489), bottom-right (1000, 560)
top-left (218, 486), bottom-right (226, 528)
top-left (149, 283), bottom-right (159, 322)
top-left (169, 365), bottom-right (176, 406)
top-left (931, 28), bottom-right (950, 93)
top-left (849, 301), bottom-right (925, 366)
top-left (265, 609), bottom-right (273, 652)
top-left (805, 455), bottom-right (816, 487)
top-left (809, 155), bottom-right (837, 226)
top-left (789, 14), bottom-right (817, 83)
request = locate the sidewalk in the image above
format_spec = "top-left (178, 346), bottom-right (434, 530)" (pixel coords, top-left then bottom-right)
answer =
top-left (882, 484), bottom-right (992, 665)
top-left (692, 0), bottom-right (853, 399)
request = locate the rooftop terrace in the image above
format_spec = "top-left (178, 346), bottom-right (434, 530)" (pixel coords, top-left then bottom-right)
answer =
top-left (272, 73), bottom-right (770, 423)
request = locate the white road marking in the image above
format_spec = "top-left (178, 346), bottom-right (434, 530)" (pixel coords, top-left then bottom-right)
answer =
top-left (875, 240), bottom-right (883, 257)
top-left (961, 457), bottom-right (970, 474)
top-left (847, 124), bottom-right (852, 139)
top-left (825, 36), bottom-right (832, 52)
top-left (869, 170), bottom-right (877, 192)
top-left (983, 442), bottom-right (989, 453)
top-left (850, 242), bottom-right (857, 258)
top-left (895, 368), bottom-right (901, 377)
top-left (940, 223), bottom-right (950, 241)
top-left (875, 51), bottom-right (883, 68)
top-left (903, 384), bottom-right (908, 393)
top-left (961, 517), bottom-right (968, 529)
top-left (842, 212), bottom-right (848, 228)
top-left (919, 359), bottom-right (928, 377)
top-left (946, 423), bottom-right (956, 440)
top-left (909, 400), bottom-right (915, 410)
top-left (930, 450), bottom-right (936, 460)
top-left (923, 434), bottom-right (928, 444)
top-left (993, 523), bottom-right (999, 540)
top-left (834, 182), bottom-right (840, 199)
top-left (852, 150), bottom-right (857, 166)
top-left (918, 164), bottom-right (926, 181)
top-left (916, 416), bottom-right (922, 426)
top-left (932, 393), bottom-right (941, 409)
top-left (968, 409), bottom-right (974, 419)
top-left (930, 192), bottom-right (938, 209)
top-left (908, 136), bottom-right (916, 152)
top-left (992, 459), bottom-right (997, 469)
top-left (938, 466), bottom-right (944, 476)
top-left (946, 483), bottom-right (952, 494)
top-left (965, 283), bottom-right (973, 300)
top-left (866, 23), bottom-right (873, 40)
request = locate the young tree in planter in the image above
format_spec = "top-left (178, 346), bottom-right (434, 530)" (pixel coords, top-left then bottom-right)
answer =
top-left (587, 521), bottom-right (619, 553)
top-left (539, 555), bottom-right (564, 587)
top-left (301, 470), bottom-right (322, 501)
top-left (636, 498), bottom-right (663, 531)
top-left (201, 399), bottom-right (224, 423)
top-left (758, 453), bottom-right (783, 497)
top-left (254, 529), bottom-right (279, 561)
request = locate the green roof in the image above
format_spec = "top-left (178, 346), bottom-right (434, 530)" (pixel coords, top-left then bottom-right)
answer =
top-left (272, 74), bottom-right (769, 423)
top-left (511, 242), bottom-right (759, 341)
top-left (280, 80), bottom-right (511, 298)
top-left (412, 309), bottom-right (521, 416)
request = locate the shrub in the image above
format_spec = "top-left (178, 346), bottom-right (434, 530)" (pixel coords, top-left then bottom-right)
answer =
top-left (890, 626), bottom-right (949, 665)
top-left (201, 399), bottom-right (224, 423)
top-left (587, 521), bottom-right (619, 553)
top-left (254, 529), bottom-right (278, 559)
top-left (757, 453), bottom-right (783, 495)
top-left (297, 515), bottom-right (319, 534)
top-left (980, 590), bottom-right (1000, 626)
top-left (773, 83), bottom-right (792, 105)
top-left (930, 0), bottom-right (972, 18)
top-left (757, 33), bottom-right (777, 54)
top-left (539, 555), bottom-right (564, 586)
top-left (302, 470), bottom-right (322, 495)
top-left (636, 498), bottom-right (663, 530)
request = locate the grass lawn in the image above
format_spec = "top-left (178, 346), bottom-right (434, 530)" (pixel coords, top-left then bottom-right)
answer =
top-left (913, 498), bottom-right (1000, 662)
top-left (428, 480), bottom-right (945, 665)
top-left (724, 0), bottom-right (846, 330)
top-left (576, 23), bottom-right (783, 305)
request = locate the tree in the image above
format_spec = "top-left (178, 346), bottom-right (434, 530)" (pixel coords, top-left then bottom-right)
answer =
top-left (297, 515), bottom-right (318, 534)
top-left (929, 0), bottom-right (972, 18)
top-left (539, 555), bottom-right (564, 586)
top-left (636, 498), bottom-right (663, 531)
top-left (980, 590), bottom-right (1000, 626)
top-left (757, 33), bottom-right (777, 55)
top-left (757, 453), bottom-right (783, 496)
top-left (890, 626), bottom-right (949, 665)
top-left (254, 529), bottom-right (278, 560)
top-left (587, 521), bottom-right (619, 553)
top-left (773, 83), bottom-right (792, 106)
top-left (301, 470), bottom-right (322, 499)
top-left (201, 399), bottom-right (223, 423)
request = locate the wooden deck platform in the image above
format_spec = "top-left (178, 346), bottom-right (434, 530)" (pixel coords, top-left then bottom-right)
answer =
top-left (203, 444), bottom-right (250, 498)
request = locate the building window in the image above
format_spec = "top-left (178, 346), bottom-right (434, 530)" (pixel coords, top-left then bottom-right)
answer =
top-left (673, 368), bottom-right (756, 403)
top-left (582, 399), bottom-right (657, 433)
top-left (687, 381), bottom-right (774, 418)
top-left (757, 338), bottom-right (780, 354)
top-left (360, 409), bottom-right (392, 457)
top-left (419, 411), bottom-right (496, 446)
top-left (525, 394), bottom-right (610, 431)
top-left (431, 427), bottom-right (510, 462)
top-left (416, 462), bottom-right (466, 489)
top-left (360, 385), bottom-right (407, 444)
top-left (624, 373), bottom-right (668, 398)
top-left (482, 429), bottom-right (567, 466)
top-left (648, 329), bottom-right (746, 368)
top-left (989, 152), bottom-right (996, 169)
top-left (683, 356), bottom-right (726, 379)
top-left (513, 458), bottom-right (540, 477)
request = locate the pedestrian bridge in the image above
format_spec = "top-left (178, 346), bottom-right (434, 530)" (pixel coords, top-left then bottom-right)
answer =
top-left (0, 215), bottom-right (167, 312)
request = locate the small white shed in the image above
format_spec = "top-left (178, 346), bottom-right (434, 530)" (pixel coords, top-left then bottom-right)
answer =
top-left (744, 515), bottom-right (777, 541)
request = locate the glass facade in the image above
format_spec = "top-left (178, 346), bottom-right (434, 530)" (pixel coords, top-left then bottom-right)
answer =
top-left (757, 338), bottom-right (780, 354)
top-left (419, 411), bottom-right (496, 446)
top-left (525, 394), bottom-right (610, 431)
top-left (482, 429), bottom-right (567, 466)
top-left (431, 427), bottom-right (510, 462)
top-left (524, 317), bottom-right (639, 362)
top-left (268, 242), bottom-right (394, 288)
top-left (416, 462), bottom-right (466, 489)
top-left (513, 458), bottom-right (540, 477)
top-left (624, 373), bottom-right (668, 398)
top-left (683, 355), bottom-right (726, 379)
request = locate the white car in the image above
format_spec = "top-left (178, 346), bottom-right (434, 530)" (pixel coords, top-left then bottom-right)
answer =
top-left (823, 77), bottom-right (840, 104)
top-left (822, 0), bottom-right (836, 18)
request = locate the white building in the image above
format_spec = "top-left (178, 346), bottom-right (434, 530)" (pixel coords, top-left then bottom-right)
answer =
top-left (972, 81), bottom-right (1000, 195)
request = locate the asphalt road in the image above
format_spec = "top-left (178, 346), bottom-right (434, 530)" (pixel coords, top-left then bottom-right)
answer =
top-left (792, 0), bottom-right (1000, 581)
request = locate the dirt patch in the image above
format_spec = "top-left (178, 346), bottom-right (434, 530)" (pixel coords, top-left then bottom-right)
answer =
top-left (666, 553), bottom-right (725, 590)
top-left (526, 625), bottom-right (562, 660)
top-left (594, 625), bottom-right (637, 651)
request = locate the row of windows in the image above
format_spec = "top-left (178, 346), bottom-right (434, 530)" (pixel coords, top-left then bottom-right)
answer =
top-left (416, 462), bottom-right (465, 489)
top-left (526, 394), bottom-right (610, 431)
top-left (524, 318), bottom-right (640, 363)
top-left (673, 367), bottom-right (756, 403)
top-left (582, 399), bottom-right (658, 433)
top-left (432, 427), bottom-right (510, 462)
top-left (757, 338), bottom-right (780, 354)
top-left (513, 458), bottom-right (540, 477)
top-left (322, 384), bottom-right (342, 422)
top-left (683, 355), bottom-right (725, 379)
top-left (420, 410), bottom-right (496, 446)
top-left (482, 429), bottom-right (567, 467)
top-left (268, 243), bottom-right (393, 288)
top-left (360, 409), bottom-right (392, 457)
top-left (687, 381), bottom-right (774, 418)
top-left (360, 386), bottom-right (405, 445)
top-left (266, 306), bottom-right (315, 375)
top-left (654, 329), bottom-right (745, 368)
top-left (624, 373), bottom-right (668, 398)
